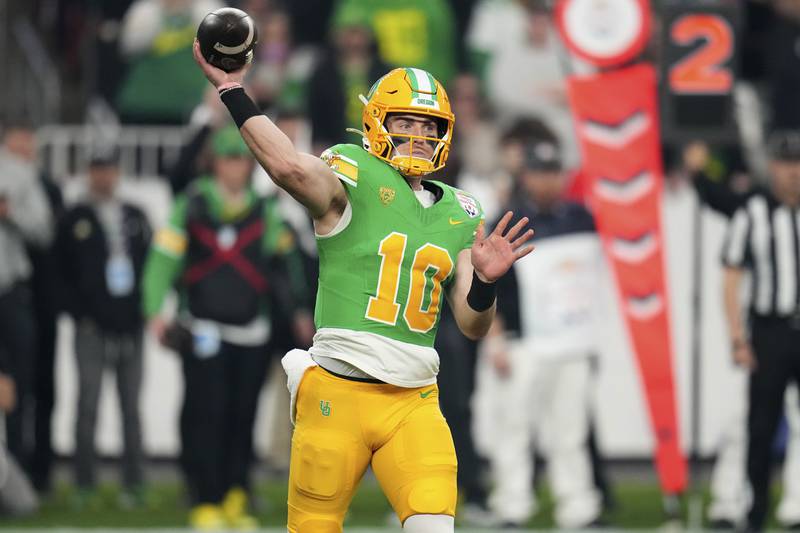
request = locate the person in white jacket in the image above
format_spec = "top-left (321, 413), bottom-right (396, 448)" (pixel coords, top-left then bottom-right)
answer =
top-left (478, 135), bottom-right (604, 528)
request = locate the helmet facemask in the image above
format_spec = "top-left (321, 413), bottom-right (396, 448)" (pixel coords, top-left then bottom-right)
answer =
top-left (355, 68), bottom-right (455, 177)
top-left (378, 114), bottom-right (450, 177)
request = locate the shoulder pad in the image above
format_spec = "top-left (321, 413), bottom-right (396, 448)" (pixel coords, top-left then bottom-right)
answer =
top-left (321, 144), bottom-right (363, 188)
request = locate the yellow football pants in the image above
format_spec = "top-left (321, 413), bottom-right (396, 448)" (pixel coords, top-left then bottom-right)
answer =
top-left (287, 366), bottom-right (457, 533)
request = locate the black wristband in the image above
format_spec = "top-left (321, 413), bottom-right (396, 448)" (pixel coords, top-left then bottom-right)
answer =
top-left (467, 271), bottom-right (497, 312)
top-left (219, 86), bottom-right (261, 128)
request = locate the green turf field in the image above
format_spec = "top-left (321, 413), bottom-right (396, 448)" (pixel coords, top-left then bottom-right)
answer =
top-left (0, 478), bottom-right (787, 531)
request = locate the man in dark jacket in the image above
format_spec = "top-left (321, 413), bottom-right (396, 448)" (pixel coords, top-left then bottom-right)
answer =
top-left (55, 147), bottom-right (151, 506)
top-left (0, 121), bottom-right (53, 471)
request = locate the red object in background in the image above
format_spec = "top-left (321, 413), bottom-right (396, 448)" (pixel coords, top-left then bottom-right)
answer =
top-left (568, 64), bottom-right (688, 494)
top-left (564, 168), bottom-right (588, 202)
top-left (555, 0), bottom-right (651, 68)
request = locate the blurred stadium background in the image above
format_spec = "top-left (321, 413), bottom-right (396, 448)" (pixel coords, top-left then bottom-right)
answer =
top-left (1, 0), bottom-right (798, 531)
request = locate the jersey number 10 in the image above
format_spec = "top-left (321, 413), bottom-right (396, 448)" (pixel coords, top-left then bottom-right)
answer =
top-left (366, 232), bottom-right (454, 334)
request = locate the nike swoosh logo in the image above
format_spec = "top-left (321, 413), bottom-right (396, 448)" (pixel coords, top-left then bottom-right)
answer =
top-left (420, 390), bottom-right (435, 398)
top-left (449, 218), bottom-right (464, 225)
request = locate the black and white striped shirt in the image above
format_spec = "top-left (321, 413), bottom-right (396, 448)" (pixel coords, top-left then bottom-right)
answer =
top-left (722, 190), bottom-right (800, 317)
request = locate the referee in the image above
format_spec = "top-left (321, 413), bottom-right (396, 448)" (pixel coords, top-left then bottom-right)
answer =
top-left (722, 130), bottom-right (800, 533)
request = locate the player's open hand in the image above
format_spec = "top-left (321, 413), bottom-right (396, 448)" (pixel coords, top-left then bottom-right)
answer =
top-left (193, 40), bottom-right (250, 89)
top-left (471, 211), bottom-right (534, 283)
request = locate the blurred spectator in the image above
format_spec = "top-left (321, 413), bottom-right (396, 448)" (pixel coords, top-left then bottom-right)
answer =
top-left (681, 140), bottom-right (800, 529)
top-left (0, 371), bottom-right (38, 517)
top-left (329, 0), bottom-right (457, 87)
top-left (248, 9), bottom-right (293, 109)
top-left (467, 0), bottom-right (578, 167)
top-left (54, 146), bottom-right (151, 507)
top-left (766, 0), bottom-right (800, 129)
top-left (721, 130), bottom-right (800, 533)
top-left (740, 0), bottom-right (774, 82)
top-left (465, 117), bottom-right (561, 220)
top-left (307, 7), bottom-right (387, 153)
top-left (27, 158), bottom-right (65, 494)
top-left (172, 91), bottom-right (318, 258)
top-left (86, 0), bottom-right (138, 106)
top-left (0, 118), bottom-right (62, 494)
top-left (169, 86), bottom-right (230, 194)
top-left (0, 121), bottom-right (53, 472)
top-left (480, 134), bottom-right (603, 528)
top-left (450, 0), bottom-right (480, 71)
top-left (449, 73), bottom-right (501, 180)
top-left (706, 384), bottom-right (800, 528)
top-left (246, 9), bottom-right (317, 112)
top-left (447, 72), bottom-right (505, 222)
top-left (142, 125), bottom-right (312, 530)
top-left (116, 0), bottom-right (223, 124)
top-left (435, 75), bottom-right (506, 525)
top-left (435, 307), bottom-right (492, 526)
top-left (283, 0), bottom-right (334, 47)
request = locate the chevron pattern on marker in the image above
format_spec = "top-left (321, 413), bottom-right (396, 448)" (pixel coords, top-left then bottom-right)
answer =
top-left (581, 112), bottom-right (650, 149)
top-left (568, 62), bottom-right (687, 494)
top-left (609, 232), bottom-right (658, 263)
top-left (594, 171), bottom-right (656, 204)
top-left (626, 293), bottom-right (664, 321)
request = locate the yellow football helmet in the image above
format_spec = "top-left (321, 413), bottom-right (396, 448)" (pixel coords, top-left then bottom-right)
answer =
top-left (358, 68), bottom-right (454, 177)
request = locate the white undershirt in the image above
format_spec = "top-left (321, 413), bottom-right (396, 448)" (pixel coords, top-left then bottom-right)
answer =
top-left (414, 188), bottom-right (436, 208)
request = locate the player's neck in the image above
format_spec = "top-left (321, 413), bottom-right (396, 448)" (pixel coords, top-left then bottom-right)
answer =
top-left (404, 176), bottom-right (423, 191)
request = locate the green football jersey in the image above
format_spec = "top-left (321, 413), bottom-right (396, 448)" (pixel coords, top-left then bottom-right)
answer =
top-left (316, 144), bottom-right (484, 348)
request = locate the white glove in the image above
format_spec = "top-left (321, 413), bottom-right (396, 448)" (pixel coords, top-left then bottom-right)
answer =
top-left (281, 349), bottom-right (318, 426)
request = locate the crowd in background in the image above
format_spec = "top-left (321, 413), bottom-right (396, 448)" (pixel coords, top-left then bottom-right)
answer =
top-left (1, 0), bottom-right (800, 530)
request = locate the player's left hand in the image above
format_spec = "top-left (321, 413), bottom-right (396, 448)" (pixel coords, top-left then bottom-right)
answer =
top-left (471, 211), bottom-right (534, 283)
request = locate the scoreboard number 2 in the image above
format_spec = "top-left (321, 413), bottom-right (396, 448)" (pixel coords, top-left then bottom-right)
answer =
top-left (669, 14), bottom-right (734, 94)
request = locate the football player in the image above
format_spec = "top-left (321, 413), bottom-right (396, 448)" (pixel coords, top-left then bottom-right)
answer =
top-left (194, 41), bottom-right (534, 533)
